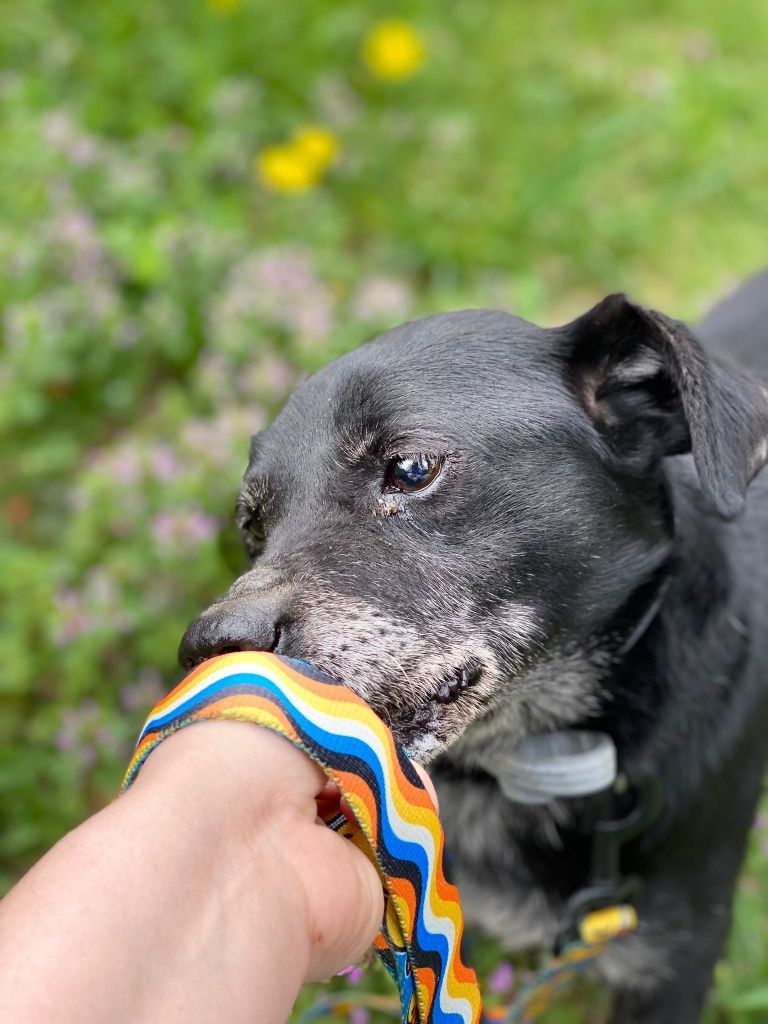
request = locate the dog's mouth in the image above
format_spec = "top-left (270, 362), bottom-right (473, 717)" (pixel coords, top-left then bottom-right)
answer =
top-left (301, 650), bottom-right (486, 744)
top-left (430, 660), bottom-right (483, 705)
top-left (324, 655), bottom-right (484, 712)
top-left (340, 656), bottom-right (488, 760)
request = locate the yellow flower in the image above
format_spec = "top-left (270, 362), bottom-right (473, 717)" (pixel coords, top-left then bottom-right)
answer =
top-left (207, 0), bottom-right (241, 13)
top-left (256, 125), bottom-right (339, 193)
top-left (363, 20), bottom-right (426, 82)
top-left (293, 126), bottom-right (338, 169)
top-left (256, 145), bottom-right (318, 193)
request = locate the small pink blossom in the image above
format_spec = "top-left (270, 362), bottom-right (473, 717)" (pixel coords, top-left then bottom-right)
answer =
top-left (42, 111), bottom-right (101, 166)
top-left (52, 589), bottom-right (93, 644)
top-left (120, 668), bottom-right (165, 712)
top-left (151, 508), bottom-right (219, 551)
top-left (47, 209), bottom-right (110, 283)
top-left (95, 724), bottom-right (123, 753)
top-left (78, 745), bottom-right (98, 768)
top-left (52, 570), bottom-right (129, 644)
top-left (148, 444), bottom-right (182, 482)
top-left (336, 965), bottom-right (365, 985)
top-left (351, 275), bottom-right (412, 323)
top-left (91, 443), bottom-right (143, 486)
top-left (241, 355), bottom-right (295, 400)
top-left (292, 299), bottom-right (335, 342)
top-left (209, 247), bottom-right (337, 350)
top-left (180, 409), bottom-right (262, 468)
top-left (487, 960), bottom-right (515, 994)
top-left (55, 700), bottom-right (108, 767)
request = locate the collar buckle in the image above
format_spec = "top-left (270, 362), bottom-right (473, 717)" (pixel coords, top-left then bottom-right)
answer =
top-left (554, 776), bottom-right (663, 953)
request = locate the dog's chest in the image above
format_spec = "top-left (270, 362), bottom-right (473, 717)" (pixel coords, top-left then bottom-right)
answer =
top-left (435, 769), bottom-right (671, 994)
top-left (435, 773), bottom-right (565, 948)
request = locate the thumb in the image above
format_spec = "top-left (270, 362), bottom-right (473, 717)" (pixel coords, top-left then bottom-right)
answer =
top-left (413, 762), bottom-right (438, 812)
top-left (305, 761), bottom-right (438, 981)
top-left (303, 823), bottom-right (384, 981)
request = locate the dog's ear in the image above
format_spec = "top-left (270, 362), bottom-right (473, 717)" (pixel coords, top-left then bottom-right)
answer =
top-left (565, 293), bottom-right (768, 518)
top-left (249, 433), bottom-right (263, 458)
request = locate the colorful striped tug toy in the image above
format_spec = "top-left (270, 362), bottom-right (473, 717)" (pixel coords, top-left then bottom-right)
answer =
top-left (122, 652), bottom-right (636, 1024)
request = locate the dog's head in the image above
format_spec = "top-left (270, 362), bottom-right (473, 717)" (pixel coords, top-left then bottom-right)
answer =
top-left (179, 296), bottom-right (768, 760)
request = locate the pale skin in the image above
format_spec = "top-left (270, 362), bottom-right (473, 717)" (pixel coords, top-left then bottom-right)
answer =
top-left (0, 722), bottom-right (436, 1024)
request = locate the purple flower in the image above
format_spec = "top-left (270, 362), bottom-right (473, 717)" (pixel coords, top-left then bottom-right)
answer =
top-left (148, 444), bottom-right (182, 482)
top-left (46, 209), bottom-right (110, 283)
top-left (487, 960), bottom-right (515, 994)
top-left (51, 568), bottom-right (129, 644)
top-left (209, 247), bottom-right (337, 350)
top-left (120, 668), bottom-right (165, 712)
top-left (77, 744), bottom-right (98, 768)
top-left (95, 724), bottom-right (123, 754)
top-left (179, 409), bottom-right (263, 468)
top-left (292, 299), bottom-right (335, 342)
top-left (91, 443), bottom-right (143, 486)
top-left (254, 249), bottom-right (317, 295)
top-left (351, 275), bottom-right (412, 323)
top-left (186, 509), bottom-right (219, 542)
top-left (55, 710), bottom-right (81, 752)
top-left (335, 964), bottom-right (365, 985)
top-left (42, 111), bottom-right (102, 166)
top-left (151, 508), bottom-right (219, 551)
top-left (151, 511), bottom-right (179, 549)
top-left (349, 1008), bottom-right (369, 1024)
top-left (52, 589), bottom-right (93, 644)
top-left (55, 700), bottom-right (103, 767)
top-left (239, 356), bottom-right (295, 401)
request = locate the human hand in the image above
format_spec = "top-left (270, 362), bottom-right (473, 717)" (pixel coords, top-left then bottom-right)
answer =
top-left (0, 715), bottom-right (437, 1024)
top-left (136, 720), bottom-right (437, 982)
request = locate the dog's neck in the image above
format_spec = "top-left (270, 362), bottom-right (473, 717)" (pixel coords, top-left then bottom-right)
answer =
top-left (445, 645), bottom-right (608, 778)
top-left (447, 568), bottom-right (672, 770)
top-left (448, 473), bottom-right (747, 785)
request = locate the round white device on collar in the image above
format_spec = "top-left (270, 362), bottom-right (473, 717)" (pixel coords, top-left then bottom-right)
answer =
top-left (484, 730), bottom-right (617, 805)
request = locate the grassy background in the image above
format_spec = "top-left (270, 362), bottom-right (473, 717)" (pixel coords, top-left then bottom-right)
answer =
top-left (1, 1), bottom-right (767, 1019)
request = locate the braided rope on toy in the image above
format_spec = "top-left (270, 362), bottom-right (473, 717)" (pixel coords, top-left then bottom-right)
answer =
top-left (122, 651), bottom-right (634, 1024)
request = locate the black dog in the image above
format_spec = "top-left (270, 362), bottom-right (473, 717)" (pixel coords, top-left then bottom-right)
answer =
top-left (180, 272), bottom-right (768, 1023)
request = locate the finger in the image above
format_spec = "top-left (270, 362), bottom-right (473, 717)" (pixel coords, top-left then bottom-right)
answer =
top-left (413, 762), bottom-right (439, 812)
top-left (304, 829), bottom-right (385, 982)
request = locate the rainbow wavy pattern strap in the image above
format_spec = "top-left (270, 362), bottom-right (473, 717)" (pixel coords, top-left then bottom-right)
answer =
top-left (122, 651), bottom-right (483, 1024)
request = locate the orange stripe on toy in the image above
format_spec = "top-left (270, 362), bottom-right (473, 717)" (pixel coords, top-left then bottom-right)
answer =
top-left (123, 652), bottom-right (485, 1024)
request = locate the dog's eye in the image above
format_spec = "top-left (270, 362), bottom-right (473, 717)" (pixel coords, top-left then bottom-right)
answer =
top-left (385, 454), bottom-right (443, 493)
top-left (241, 515), bottom-right (266, 557)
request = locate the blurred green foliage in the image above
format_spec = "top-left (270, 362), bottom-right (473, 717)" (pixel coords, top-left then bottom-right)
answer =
top-left (1, 0), bottom-right (767, 1019)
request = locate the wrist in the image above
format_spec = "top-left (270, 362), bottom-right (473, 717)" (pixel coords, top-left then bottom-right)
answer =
top-left (127, 721), bottom-right (315, 1009)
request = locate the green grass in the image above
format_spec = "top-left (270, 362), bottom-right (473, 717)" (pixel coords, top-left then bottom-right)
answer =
top-left (1, 1), bottom-right (767, 1019)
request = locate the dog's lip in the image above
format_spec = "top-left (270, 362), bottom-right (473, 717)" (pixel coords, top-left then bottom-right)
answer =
top-left (301, 654), bottom-right (482, 717)
top-left (430, 660), bottom-right (482, 705)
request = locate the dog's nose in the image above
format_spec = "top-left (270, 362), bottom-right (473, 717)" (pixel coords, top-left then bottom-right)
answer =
top-left (178, 603), bottom-right (283, 670)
